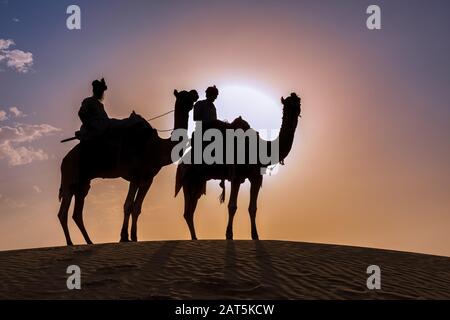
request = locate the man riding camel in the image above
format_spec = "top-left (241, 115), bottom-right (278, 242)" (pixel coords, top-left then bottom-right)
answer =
top-left (76, 78), bottom-right (148, 141)
top-left (191, 85), bottom-right (248, 199)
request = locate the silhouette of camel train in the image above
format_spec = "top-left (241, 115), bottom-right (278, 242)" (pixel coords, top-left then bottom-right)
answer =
top-left (58, 79), bottom-right (301, 246)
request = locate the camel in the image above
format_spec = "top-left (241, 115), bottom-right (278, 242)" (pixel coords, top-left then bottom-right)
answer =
top-left (57, 89), bottom-right (199, 245)
top-left (175, 93), bottom-right (301, 240)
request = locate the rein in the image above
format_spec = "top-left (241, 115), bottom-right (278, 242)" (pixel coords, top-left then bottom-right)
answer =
top-left (147, 109), bottom-right (175, 133)
top-left (147, 109), bottom-right (174, 121)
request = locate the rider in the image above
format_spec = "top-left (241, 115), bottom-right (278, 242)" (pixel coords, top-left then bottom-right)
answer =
top-left (77, 78), bottom-right (110, 139)
top-left (192, 86), bottom-right (227, 195)
top-left (193, 85), bottom-right (219, 126)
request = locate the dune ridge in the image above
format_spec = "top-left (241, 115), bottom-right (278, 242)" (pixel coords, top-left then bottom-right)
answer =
top-left (0, 240), bottom-right (449, 299)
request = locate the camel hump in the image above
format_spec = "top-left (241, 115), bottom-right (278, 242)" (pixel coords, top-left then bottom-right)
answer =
top-left (77, 113), bottom-right (155, 142)
top-left (230, 116), bottom-right (251, 130)
top-left (203, 117), bottom-right (251, 132)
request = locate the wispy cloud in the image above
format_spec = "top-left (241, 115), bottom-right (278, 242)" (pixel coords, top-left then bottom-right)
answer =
top-left (0, 106), bottom-right (26, 121)
top-left (9, 107), bottom-right (25, 118)
top-left (0, 110), bottom-right (7, 121)
top-left (0, 123), bottom-right (61, 166)
top-left (33, 185), bottom-right (42, 193)
top-left (0, 39), bottom-right (33, 73)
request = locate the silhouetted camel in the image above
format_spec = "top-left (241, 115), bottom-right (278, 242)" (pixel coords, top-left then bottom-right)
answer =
top-left (175, 93), bottom-right (301, 240)
top-left (58, 89), bottom-right (199, 245)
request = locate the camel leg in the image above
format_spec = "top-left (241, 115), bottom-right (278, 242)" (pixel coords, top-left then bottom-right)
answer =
top-left (226, 180), bottom-right (241, 240)
top-left (120, 181), bottom-right (138, 242)
top-left (183, 184), bottom-right (200, 240)
top-left (58, 194), bottom-right (73, 246)
top-left (249, 177), bottom-right (262, 240)
top-left (130, 179), bottom-right (152, 242)
top-left (72, 182), bottom-right (93, 245)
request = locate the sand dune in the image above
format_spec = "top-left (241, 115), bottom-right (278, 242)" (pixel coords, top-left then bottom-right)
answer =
top-left (0, 240), bottom-right (448, 299)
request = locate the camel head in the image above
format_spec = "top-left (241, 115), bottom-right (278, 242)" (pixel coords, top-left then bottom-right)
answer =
top-left (281, 92), bottom-right (301, 120)
top-left (173, 89), bottom-right (199, 130)
top-left (173, 89), bottom-right (199, 113)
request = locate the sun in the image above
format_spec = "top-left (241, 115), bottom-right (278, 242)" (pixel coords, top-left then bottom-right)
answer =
top-left (188, 84), bottom-right (282, 139)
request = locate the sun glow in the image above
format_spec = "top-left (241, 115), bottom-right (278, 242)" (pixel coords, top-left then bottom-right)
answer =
top-left (187, 85), bottom-right (282, 140)
top-left (218, 85), bottom-right (282, 137)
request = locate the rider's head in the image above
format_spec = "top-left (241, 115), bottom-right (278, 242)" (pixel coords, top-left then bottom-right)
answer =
top-left (205, 85), bottom-right (219, 102)
top-left (92, 78), bottom-right (108, 100)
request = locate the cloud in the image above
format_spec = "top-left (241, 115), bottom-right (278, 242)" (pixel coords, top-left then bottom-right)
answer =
top-left (0, 123), bottom-right (61, 166)
top-left (0, 39), bottom-right (33, 73)
top-left (12, 18), bottom-right (20, 23)
top-left (9, 107), bottom-right (25, 118)
top-left (0, 107), bottom-right (26, 120)
top-left (4, 50), bottom-right (33, 73)
top-left (0, 110), bottom-right (7, 121)
top-left (0, 143), bottom-right (48, 166)
top-left (33, 185), bottom-right (42, 193)
top-left (0, 39), bottom-right (14, 50)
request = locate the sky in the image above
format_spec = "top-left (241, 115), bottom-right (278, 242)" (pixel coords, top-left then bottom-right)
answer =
top-left (1, 0), bottom-right (449, 256)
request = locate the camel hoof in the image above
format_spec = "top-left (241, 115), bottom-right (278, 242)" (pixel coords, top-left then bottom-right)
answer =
top-left (120, 237), bottom-right (130, 243)
top-left (87, 241), bottom-right (93, 245)
top-left (252, 233), bottom-right (259, 240)
top-left (226, 233), bottom-right (233, 240)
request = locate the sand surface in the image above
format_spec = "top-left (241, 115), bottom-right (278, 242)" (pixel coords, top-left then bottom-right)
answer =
top-left (0, 240), bottom-right (448, 299)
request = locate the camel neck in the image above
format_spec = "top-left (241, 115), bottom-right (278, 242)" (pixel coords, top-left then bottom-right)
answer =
top-left (275, 109), bottom-right (299, 163)
top-left (158, 106), bottom-right (190, 167)
top-left (173, 107), bottom-right (189, 131)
